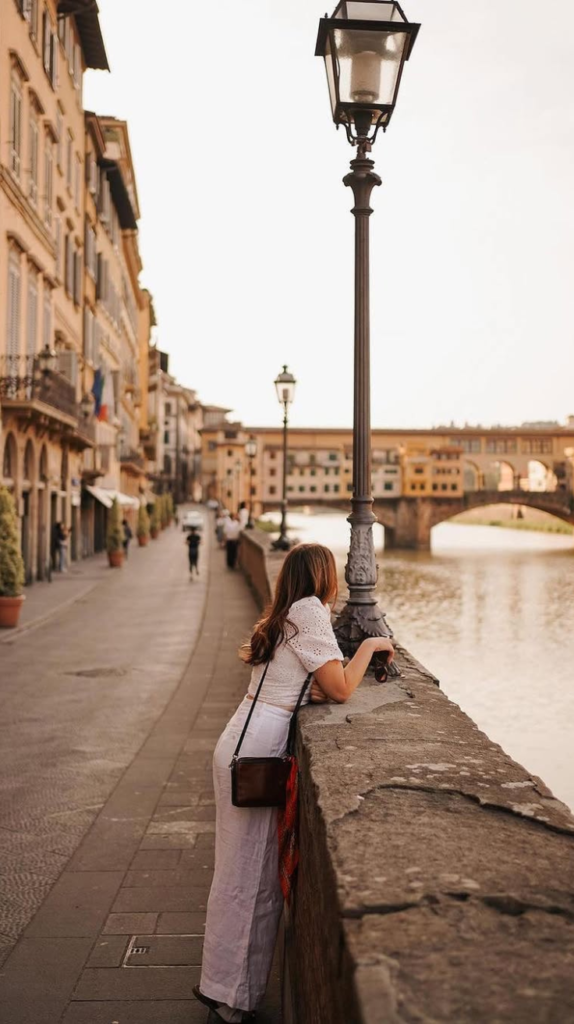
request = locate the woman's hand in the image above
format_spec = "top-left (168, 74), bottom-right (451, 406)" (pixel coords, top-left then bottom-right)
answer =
top-left (310, 678), bottom-right (329, 703)
top-left (364, 637), bottom-right (395, 663)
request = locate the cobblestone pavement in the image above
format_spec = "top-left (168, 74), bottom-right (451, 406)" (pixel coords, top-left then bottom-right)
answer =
top-left (0, 521), bottom-right (282, 1023)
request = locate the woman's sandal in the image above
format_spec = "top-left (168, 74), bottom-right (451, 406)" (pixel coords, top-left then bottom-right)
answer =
top-left (192, 985), bottom-right (256, 1022)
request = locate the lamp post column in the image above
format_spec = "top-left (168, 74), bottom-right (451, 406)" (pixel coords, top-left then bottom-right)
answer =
top-left (278, 402), bottom-right (289, 546)
top-left (247, 457), bottom-right (254, 528)
top-left (334, 142), bottom-right (394, 658)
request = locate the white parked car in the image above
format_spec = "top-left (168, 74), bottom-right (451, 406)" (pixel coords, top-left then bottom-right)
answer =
top-left (182, 510), bottom-right (203, 532)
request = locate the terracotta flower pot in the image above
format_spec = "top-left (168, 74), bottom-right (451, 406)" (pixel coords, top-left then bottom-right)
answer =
top-left (150, 528), bottom-right (159, 539)
top-left (137, 535), bottom-right (149, 547)
top-left (108, 549), bottom-right (124, 568)
top-left (0, 594), bottom-right (25, 629)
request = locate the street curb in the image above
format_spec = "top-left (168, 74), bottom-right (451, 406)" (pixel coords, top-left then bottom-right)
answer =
top-left (0, 579), bottom-right (104, 645)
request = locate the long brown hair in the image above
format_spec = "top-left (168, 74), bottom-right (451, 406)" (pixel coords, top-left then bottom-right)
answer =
top-left (241, 543), bottom-right (338, 666)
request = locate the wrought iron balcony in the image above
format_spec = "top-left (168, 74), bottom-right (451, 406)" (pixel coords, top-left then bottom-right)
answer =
top-left (0, 354), bottom-right (95, 447)
top-left (120, 447), bottom-right (145, 469)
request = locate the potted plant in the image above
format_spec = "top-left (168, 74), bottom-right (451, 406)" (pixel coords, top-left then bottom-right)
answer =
top-left (0, 486), bottom-right (25, 628)
top-left (150, 499), bottom-right (161, 539)
top-left (161, 494), bottom-right (170, 530)
top-left (137, 503), bottom-right (150, 547)
top-left (106, 497), bottom-right (124, 568)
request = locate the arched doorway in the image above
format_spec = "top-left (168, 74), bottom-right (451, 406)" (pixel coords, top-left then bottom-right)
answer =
top-left (2, 432), bottom-right (18, 492)
top-left (21, 439), bottom-right (35, 584)
top-left (37, 445), bottom-right (49, 580)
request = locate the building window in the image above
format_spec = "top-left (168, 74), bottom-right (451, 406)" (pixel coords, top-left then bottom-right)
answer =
top-left (299, 486), bottom-right (305, 493)
top-left (7, 250), bottom-right (22, 359)
top-left (310, 486), bottom-right (317, 493)
top-left (85, 220), bottom-right (96, 280)
top-left (164, 431), bottom-right (170, 444)
top-left (74, 153), bottom-right (81, 211)
top-left (43, 134), bottom-right (53, 228)
top-left (26, 264), bottom-right (38, 356)
top-left (324, 485), bottom-right (330, 493)
top-left (269, 468), bottom-right (276, 477)
top-left (414, 467), bottom-right (424, 474)
top-left (270, 451), bottom-right (276, 460)
top-left (333, 485), bottom-right (340, 493)
top-left (347, 483), bottom-right (353, 492)
top-left (83, 305), bottom-right (94, 363)
top-left (9, 72), bottom-right (22, 179)
top-left (66, 131), bottom-right (73, 192)
top-left (384, 482), bottom-right (393, 491)
top-left (55, 215), bottom-right (62, 278)
top-left (310, 469), bottom-right (316, 477)
top-left (42, 10), bottom-right (58, 88)
top-left (328, 453), bottom-right (338, 461)
top-left (56, 107), bottom-right (63, 171)
top-left (165, 403), bottom-right (172, 415)
top-left (269, 486), bottom-right (276, 495)
top-left (42, 284), bottom-right (52, 349)
top-left (28, 109), bottom-right (39, 205)
top-left (73, 250), bottom-right (82, 306)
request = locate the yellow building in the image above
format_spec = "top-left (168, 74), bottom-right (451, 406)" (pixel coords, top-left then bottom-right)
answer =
top-left (0, 0), bottom-right (108, 580)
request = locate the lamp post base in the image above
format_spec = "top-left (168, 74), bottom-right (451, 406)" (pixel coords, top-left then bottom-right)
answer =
top-left (271, 535), bottom-right (291, 552)
top-left (334, 599), bottom-right (399, 678)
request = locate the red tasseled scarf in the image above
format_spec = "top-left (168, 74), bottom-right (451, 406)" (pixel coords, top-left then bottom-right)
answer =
top-left (277, 756), bottom-right (299, 903)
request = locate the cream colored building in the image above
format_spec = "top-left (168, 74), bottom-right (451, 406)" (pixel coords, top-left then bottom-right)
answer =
top-left (0, 0), bottom-right (107, 580)
top-left (147, 348), bottom-right (204, 502)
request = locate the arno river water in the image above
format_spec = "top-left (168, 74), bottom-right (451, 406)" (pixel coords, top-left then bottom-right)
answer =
top-left (274, 510), bottom-right (574, 811)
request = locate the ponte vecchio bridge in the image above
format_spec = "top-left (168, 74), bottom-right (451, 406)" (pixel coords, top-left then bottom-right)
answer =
top-left (228, 423), bottom-right (574, 549)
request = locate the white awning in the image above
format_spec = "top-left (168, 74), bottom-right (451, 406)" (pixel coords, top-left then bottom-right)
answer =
top-left (84, 486), bottom-right (140, 509)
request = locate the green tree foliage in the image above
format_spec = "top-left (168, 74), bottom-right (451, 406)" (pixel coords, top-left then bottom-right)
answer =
top-left (137, 502), bottom-right (150, 539)
top-left (106, 498), bottom-right (123, 554)
top-left (0, 486), bottom-right (25, 597)
top-left (150, 497), bottom-right (161, 535)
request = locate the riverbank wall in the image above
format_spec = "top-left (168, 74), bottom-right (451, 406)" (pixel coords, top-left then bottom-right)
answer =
top-left (239, 530), bottom-right (574, 1024)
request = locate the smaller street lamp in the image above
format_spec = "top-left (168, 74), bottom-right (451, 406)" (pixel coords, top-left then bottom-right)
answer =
top-left (80, 392), bottom-right (94, 421)
top-left (272, 365), bottom-right (296, 551)
top-left (37, 344), bottom-right (58, 378)
top-left (245, 435), bottom-right (258, 528)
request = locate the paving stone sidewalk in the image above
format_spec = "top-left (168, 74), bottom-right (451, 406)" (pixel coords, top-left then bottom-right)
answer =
top-left (0, 528), bottom-right (282, 1023)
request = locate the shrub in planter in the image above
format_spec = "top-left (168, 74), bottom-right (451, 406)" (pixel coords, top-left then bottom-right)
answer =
top-left (106, 497), bottom-right (124, 568)
top-left (0, 486), bottom-right (26, 628)
top-left (160, 494), bottom-right (170, 530)
top-left (150, 500), bottom-right (161, 539)
top-left (137, 503), bottom-right (150, 547)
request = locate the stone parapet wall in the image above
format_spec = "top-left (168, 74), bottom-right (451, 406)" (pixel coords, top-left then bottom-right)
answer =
top-left (240, 530), bottom-right (574, 1023)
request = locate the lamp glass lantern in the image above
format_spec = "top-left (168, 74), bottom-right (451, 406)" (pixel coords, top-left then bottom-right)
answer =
top-left (80, 392), bottom-right (94, 420)
top-left (37, 344), bottom-right (57, 377)
top-left (274, 366), bottom-right (297, 407)
top-left (245, 437), bottom-right (258, 460)
top-left (315, 1), bottom-right (420, 140)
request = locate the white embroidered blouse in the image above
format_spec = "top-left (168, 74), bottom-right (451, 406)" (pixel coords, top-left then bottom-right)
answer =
top-left (247, 595), bottom-right (344, 708)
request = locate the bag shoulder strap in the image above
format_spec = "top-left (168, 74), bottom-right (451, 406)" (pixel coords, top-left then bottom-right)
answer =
top-left (232, 659), bottom-right (271, 761)
top-left (232, 661), bottom-right (312, 761)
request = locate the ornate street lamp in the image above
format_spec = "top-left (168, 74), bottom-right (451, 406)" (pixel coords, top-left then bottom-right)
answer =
top-left (272, 365), bottom-right (296, 551)
top-left (245, 435), bottom-right (258, 528)
top-left (37, 344), bottom-right (58, 377)
top-left (315, 1), bottom-right (420, 663)
top-left (80, 392), bottom-right (94, 420)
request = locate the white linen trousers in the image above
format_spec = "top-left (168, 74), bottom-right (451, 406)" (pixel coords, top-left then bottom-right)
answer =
top-left (200, 696), bottom-right (291, 1012)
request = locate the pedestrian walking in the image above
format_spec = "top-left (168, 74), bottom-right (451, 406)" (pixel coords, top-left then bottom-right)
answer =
top-left (193, 543), bottom-right (395, 1022)
top-left (224, 513), bottom-right (241, 569)
top-left (238, 501), bottom-right (249, 530)
top-left (55, 523), bottom-right (68, 572)
top-left (215, 510), bottom-right (227, 548)
top-left (122, 518), bottom-right (133, 559)
top-left (186, 526), bottom-right (201, 577)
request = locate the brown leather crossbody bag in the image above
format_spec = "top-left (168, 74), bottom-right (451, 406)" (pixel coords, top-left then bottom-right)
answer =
top-left (230, 660), bottom-right (312, 809)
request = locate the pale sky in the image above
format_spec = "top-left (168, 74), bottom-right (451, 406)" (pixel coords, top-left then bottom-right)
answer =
top-left (84, 0), bottom-right (574, 430)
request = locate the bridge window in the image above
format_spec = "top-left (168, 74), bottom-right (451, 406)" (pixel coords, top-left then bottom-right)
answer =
top-left (486, 439), bottom-right (517, 454)
top-left (522, 438), bottom-right (552, 454)
top-left (454, 438), bottom-right (481, 453)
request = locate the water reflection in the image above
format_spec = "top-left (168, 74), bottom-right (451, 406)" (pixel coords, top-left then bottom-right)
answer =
top-left (280, 510), bottom-right (574, 810)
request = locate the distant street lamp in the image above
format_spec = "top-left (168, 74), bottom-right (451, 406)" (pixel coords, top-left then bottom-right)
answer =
top-left (272, 366), bottom-right (296, 551)
top-left (37, 343), bottom-right (58, 377)
top-left (315, 1), bottom-right (420, 661)
top-left (234, 458), bottom-right (242, 512)
top-left (245, 436), bottom-right (258, 528)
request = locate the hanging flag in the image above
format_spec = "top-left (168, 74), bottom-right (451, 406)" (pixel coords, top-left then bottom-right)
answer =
top-left (99, 371), bottom-right (115, 423)
top-left (91, 368), bottom-right (104, 417)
